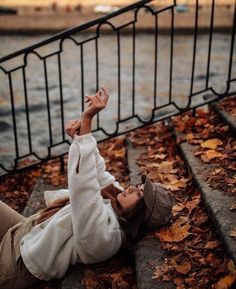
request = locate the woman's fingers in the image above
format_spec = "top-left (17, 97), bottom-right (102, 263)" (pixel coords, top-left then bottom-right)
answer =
top-left (101, 85), bottom-right (109, 105)
top-left (82, 86), bottom-right (109, 119)
top-left (66, 119), bottom-right (81, 137)
top-left (71, 120), bottom-right (81, 136)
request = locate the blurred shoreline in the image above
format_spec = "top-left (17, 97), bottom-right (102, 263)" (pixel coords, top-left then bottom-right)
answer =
top-left (0, 4), bottom-right (235, 35)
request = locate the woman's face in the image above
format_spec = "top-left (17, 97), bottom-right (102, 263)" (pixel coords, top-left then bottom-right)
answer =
top-left (117, 185), bottom-right (143, 210)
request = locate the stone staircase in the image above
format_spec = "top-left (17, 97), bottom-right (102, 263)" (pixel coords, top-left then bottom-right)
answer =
top-left (23, 97), bottom-right (236, 289)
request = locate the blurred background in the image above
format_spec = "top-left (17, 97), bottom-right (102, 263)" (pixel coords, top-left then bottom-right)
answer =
top-left (0, 0), bottom-right (235, 171)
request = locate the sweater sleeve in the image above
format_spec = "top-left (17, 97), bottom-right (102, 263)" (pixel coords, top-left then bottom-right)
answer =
top-left (67, 133), bottom-right (122, 263)
top-left (93, 145), bottom-right (116, 188)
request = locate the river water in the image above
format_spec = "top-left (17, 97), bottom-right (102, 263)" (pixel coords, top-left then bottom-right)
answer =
top-left (0, 33), bottom-right (235, 172)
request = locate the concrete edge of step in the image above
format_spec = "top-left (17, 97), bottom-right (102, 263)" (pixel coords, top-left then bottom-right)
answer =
top-left (126, 137), bottom-right (175, 289)
top-left (172, 129), bottom-right (236, 265)
top-left (22, 177), bottom-right (66, 217)
top-left (61, 265), bottom-right (85, 289)
top-left (209, 100), bottom-right (236, 135)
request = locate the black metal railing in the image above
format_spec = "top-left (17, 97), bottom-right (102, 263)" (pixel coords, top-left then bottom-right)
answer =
top-left (0, 0), bottom-right (235, 175)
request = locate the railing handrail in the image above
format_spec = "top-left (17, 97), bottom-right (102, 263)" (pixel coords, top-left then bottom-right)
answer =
top-left (0, 0), bottom-right (153, 63)
top-left (0, 0), bottom-right (235, 176)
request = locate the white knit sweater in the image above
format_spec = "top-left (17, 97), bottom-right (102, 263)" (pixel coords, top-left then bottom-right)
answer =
top-left (20, 133), bottom-right (123, 281)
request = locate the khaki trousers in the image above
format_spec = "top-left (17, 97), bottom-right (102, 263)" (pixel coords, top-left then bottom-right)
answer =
top-left (0, 201), bottom-right (39, 289)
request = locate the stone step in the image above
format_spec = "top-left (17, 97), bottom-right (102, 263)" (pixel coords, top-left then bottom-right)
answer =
top-left (208, 98), bottom-right (236, 135)
top-left (126, 138), bottom-right (175, 289)
top-left (172, 125), bottom-right (236, 265)
top-left (22, 177), bottom-right (65, 217)
top-left (62, 137), bottom-right (176, 289)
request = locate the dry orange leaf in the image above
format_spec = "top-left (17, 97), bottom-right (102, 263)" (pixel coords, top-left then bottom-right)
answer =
top-left (212, 274), bottom-right (236, 289)
top-left (82, 269), bottom-right (99, 289)
top-left (212, 260), bottom-right (236, 289)
top-left (114, 148), bottom-right (126, 158)
top-left (201, 150), bottom-right (223, 162)
top-left (172, 260), bottom-right (191, 275)
top-left (204, 240), bottom-right (220, 249)
top-left (185, 196), bottom-right (200, 212)
top-left (157, 161), bottom-right (177, 174)
top-left (201, 138), bottom-right (223, 149)
top-left (173, 277), bottom-right (184, 285)
top-left (160, 177), bottom-right (188, 192)
top-left (155, 216), bottom-right (190, 243)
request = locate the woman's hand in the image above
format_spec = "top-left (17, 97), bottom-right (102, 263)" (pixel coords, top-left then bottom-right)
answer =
top-left (65, 119), bottom-right (81, 138)
top-left (82, 85), bottom-right (109, 120)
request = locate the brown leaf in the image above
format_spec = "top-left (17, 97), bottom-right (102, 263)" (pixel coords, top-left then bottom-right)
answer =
top-left (159, 177), bottom-right (188, 192)
top-left (114, 148), bottom-right (126, 159)
top-left (201, 150), bottom-right (223, 162)
top-left (204, 240), bottom-right (220, 249)
top-left (185, 196), bottom-right (200, 212)
top-left (156, 161), bottom-right (177, 174)
top-left (82, 269), bottom-right (99, 289)
top-left (152, 263), bottom-right (170, 279)
top-left (172, 260), bottom-right (191, 275)
top-left (155, 216), bottom-right (190, 243)
top-left (172, 204), bottom-right (185, 214)
top-left (212, 260), bottom-right (236, 289)
top-left (201, 138), bottom-right (223, 149)
top-left (173, 277), bottom-right (185, 285)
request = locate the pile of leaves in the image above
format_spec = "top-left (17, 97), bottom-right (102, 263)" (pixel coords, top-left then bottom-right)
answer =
top-left (218, 95), bottom-right (236, 119)
top-left (1, 109), bottom-right (236, 289)
top-left (0, 157), bottom-right (68, 213)
top-left (0, 167), bottom-right (40, 212)
top-left (172, 109), bottom-right (236, 196)
top-left (128, 121), bottom-right (236, 289)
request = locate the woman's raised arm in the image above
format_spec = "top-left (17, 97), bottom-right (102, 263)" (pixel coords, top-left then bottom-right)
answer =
top-left (79, 85), bottom-right (109, 136)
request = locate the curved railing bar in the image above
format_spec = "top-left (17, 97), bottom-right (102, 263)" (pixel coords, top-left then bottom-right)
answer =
top-left (0, 0), bottom-right (152, 64)
top-left (0, 0), bottom-right (235, 176)
top-left (0, 65), bottom-right (8, 74)
top-left (205, 0), bottom-right (215, 89)
top-left (190, 0), bottom-right (199, 96)
top-left (227, 0), bottom-right (236, 82)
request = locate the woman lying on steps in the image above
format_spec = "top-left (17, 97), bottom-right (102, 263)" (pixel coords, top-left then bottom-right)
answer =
top-left (0, 86), bottom-right (173, 289)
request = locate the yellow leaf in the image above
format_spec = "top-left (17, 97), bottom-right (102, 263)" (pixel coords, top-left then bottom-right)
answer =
top-left (155, 216), bottom-right (190, 243)
top-left (201, 150), bottom-right (223, 161)
top-left (114, 148), bottom-right (126, 158)
top-left (160, 177), bottom-right (188, 191)
top-left (201, 138), bottom-right (223, 149)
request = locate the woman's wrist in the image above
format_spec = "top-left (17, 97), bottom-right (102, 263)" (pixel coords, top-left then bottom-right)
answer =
top-left (79, 115), bottom-right (92, 136)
